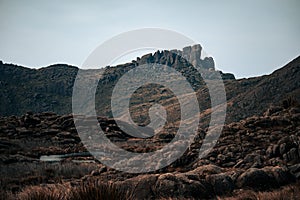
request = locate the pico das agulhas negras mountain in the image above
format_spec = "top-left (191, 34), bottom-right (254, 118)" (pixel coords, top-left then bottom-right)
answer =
top-left (0, 44), bottom-right (299, 124)
top-left (1, 44), bottom-right (300, 199)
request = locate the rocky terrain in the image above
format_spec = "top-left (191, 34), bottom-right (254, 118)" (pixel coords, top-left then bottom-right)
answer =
top-left (0, 44), bottom-right (300, 199)
top-left (0, 44), bottom-right (235, 117)
top-left (1, 46), bottom-right (299, 126)
top-left (0, 100), bottom-right (300, 199)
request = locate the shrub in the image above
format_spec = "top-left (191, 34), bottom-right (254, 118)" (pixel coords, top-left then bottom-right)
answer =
top-left (0, 190), bottom-right (12, 200)
top-left (220, 182), bottom-right (300, 200)
top-left (16, 181), bottom-right (133, 200)
top-left (70, 181), bottom-right (133, 200)
top-left (282, 96), bottom-right (299, 109)
top-left (16, 185), bottom-right (67, 200)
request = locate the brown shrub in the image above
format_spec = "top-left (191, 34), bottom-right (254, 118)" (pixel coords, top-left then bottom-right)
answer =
top-left (15, 181), bottom-right (133, 200)
top-left (282, 96), bottom-right (299, 109)
top-left (70, 180), bottom-right (133, 200)
top-left (221, 182), bottom-right (300, 200)
top-left (16, 185), bottom-right (67, 200)
top-left (0, 190), bottom-right (12, 200)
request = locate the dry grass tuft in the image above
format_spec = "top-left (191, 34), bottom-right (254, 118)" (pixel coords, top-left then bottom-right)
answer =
top-left (70, 181), bottom-right (133, 200)
top-left (16, 185), bottom-right (67, 200)
top-left (220, 182), bottom-right (300, 200)
top-left (14, 181), bottom-right (133, 200)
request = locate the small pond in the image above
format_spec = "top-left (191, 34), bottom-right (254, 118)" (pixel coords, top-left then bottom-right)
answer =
top-left (40, 152), bottom-right (96, 163)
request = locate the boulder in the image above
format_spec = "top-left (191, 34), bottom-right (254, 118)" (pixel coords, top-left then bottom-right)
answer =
top-left (236, 168), bottom-right (278, 190)
top-left (206, 173), bottom-right (234, 195)
top-left (155, 173), bottom-right (212, 199)
top-left (263, 166), bottom-right (295, 185)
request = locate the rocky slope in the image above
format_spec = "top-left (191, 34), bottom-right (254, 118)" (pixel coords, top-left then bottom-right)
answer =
top-left (1, 48), bottom-right (299, 127)
top-left (0, 62), bottom-right (78, 115)
top-left (225, 56), bottom-right (300, 123)
top-left (0, 44), bottom-right (235, 117)
top-left (1, 45), bottom-right (300, 199)
top-left (1, 103), bottom-right (300, 199)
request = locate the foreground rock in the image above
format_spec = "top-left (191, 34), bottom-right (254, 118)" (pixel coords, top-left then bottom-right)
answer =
top-left (0, 104), bottom-right (300, 199)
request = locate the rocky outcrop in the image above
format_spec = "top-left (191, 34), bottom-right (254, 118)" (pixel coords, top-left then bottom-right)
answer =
top-left (1, 103), bottom-right (300, 198)
top-left (1, 47), bottom-right (300, 198)
top-left (1, 54), bottom-right (299, 131)
top-left (1, 50), bottom-right (299, 132)
top-left (171, 44), bottom-right (215, 70)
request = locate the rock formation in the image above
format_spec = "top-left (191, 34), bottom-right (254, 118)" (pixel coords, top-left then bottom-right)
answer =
top-left (0, 51), bottom-right (300, 198)
top-left (0, 45), bottom-right (236, 117)
top-left (0, 103), bottom-right (299, 198)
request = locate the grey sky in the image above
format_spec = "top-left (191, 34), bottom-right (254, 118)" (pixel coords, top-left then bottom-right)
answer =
top-left (0, 0), bottom-right (299, 78)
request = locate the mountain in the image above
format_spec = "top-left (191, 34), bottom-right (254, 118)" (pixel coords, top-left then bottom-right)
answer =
top-left (0, 44), bottom-right (234, 117)
top-left (1, 76), bottom-right (300, 199)
top-left (225, 56), bottom-right (300, 122)
top-left (0, 63), bottom-right (78, 115)
top-left (0, 45), bottom-right (299, 127)
top-left (1, 46), bottom-right (300, 199)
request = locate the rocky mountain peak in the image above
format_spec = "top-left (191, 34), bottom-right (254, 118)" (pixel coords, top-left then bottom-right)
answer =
top-left (171, 44), bottom-right (214, 70)
top-left (137, 44), bottom-right (215, 70)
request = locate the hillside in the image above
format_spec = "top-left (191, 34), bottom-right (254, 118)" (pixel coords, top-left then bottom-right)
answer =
top-left (0, 44), bottom-right (234, 117)
top-left (0, 45), bottom-right (299, 128)
top-left (1, 98), bottom-right (299, 199)
top-left (0, 45), bottom-right (300, 199)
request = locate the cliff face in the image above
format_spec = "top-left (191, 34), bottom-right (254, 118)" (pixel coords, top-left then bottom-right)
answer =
top-left (138, 44), bottom-right (214, 70)
top-left (171, 44), bottom-right (214, 70)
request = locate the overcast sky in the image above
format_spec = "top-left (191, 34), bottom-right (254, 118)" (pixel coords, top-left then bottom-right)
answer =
top-left (0, 0), bottom-right (299, 78)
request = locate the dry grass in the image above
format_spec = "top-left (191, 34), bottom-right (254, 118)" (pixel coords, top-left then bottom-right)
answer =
top-left (0, 190), bottom-right (12, 200)
top-left (2, 181), bottom-right (300, 200)
top-left (0, 161), bottom-right (98, 192)
top-left (70, 181), bottom-right (133, 200)
top-left (282, 96), bottom-right (299, 109)
top-left (220, 182), bottom-right (300, 200)
top-left (16, 185), bottom-right (67, 200)
top-left (11, 181), bottom-right (133, 200)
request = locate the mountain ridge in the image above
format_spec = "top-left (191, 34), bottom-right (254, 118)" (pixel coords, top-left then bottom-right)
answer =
top-left (0, 46), bottom-right (299, 128)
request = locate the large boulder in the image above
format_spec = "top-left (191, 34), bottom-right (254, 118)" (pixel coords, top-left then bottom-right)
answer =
top-left (155, 173), bottom-right (213, 199)
top-left (236, 168), bottom-right (278, 190)
top-left (206, 173), bottom-right (234, 195)
top-left (116, 174), bottom-right (159, 199)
